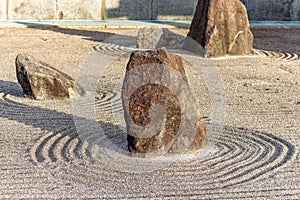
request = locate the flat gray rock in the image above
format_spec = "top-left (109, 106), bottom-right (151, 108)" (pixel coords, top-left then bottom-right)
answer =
top-left (137, 28), bottom-right (185, 50)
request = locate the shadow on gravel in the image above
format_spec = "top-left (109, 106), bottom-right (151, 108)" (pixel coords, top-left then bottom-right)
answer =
top-left (14, 21), bottom-right (135, 43)
top-left (251, 28), bottom-right (300, 55)
top-left (0, 80), bottom-right (23, 97)
top-left (0, 95), bottom-right (296, 186)
top-left (0, 93), bottom-right (127, 162)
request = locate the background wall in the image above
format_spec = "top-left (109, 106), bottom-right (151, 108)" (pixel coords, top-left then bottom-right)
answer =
top-left (241, 0), bottom-right (300, 21)
top-left (0, 1), bottom-right (6, 20)
top-left (0, 0), bottom-right (104, 20)
top-left (106, 0), bottom-right (152, 20)
top-left (0, 0), bottom-right (300, 21)
top-left (106, 0), bottom-right (198, 20)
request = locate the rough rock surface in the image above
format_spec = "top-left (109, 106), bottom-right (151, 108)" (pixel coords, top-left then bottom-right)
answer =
top-left (122, 48), bottom-right (207, 157)
top-left (15, 53), bottom-right (84, 100)
top-left (186, 0), bottom-right (254, 57)
top-left (137, 28), bottom-right (185, 50)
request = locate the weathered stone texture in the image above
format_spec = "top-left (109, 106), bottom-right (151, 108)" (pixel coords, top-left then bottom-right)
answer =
top-left (186, 0), bottom-right (254, 57)
top-left (122, 48), bottom-right (207, 157)
top-left (15, 53), bottom-right (84, 100)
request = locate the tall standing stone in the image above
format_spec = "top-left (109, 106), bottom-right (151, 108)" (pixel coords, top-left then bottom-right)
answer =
top-left (186, 0), bottom-right (254, 57)
top-left (122, 48), bottom-right (207, 157)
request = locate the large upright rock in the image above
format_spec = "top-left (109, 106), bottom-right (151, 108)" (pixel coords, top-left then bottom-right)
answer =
top-left (15, 53), bottom-right (84, 100)
top-left (186, 0), bottom-right (254, 57)
top-left (122, 48), bottom-right (207, 157)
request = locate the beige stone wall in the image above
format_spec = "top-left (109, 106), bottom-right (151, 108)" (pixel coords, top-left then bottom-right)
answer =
top-left (0, 0), bottom-right (300, 20)
top-left (3, 0), bottom-right (103, 20)
top-left (0, 1), bottom-right (6, 20)
top-left (1, 0), bottom-right (196, 20)
top-left (7, 0), bottom-right (55, 20)
top-left (56, 0), bottom-right (103, 20)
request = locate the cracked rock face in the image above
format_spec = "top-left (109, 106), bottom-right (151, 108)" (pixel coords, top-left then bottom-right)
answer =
top-left (122, 48), bottom-right (207, 157)
top-left (15, 53), bottom-right (85, 100)
top-left (186, 0), bottom-right (254, 57)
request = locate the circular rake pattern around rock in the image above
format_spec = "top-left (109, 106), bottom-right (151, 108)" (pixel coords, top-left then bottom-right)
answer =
top-left (255, 49), bottom-right (299, 61)
top-left (15, 82), bottom-right (293, 190)
top-left (94, 90), bottom-right (123, 113)
top-left (0, 94), bottom-right (92, 165)
top-left (0, 69), bottom-right (293, 193)
top-left (1, 43), bottom-right (297, 196)
top-left (0, 82), bottom-right (296, 196)
top-left (29, 123), bottom-right (295, 191)
top-left (30, 128), bottom-right (92, 164)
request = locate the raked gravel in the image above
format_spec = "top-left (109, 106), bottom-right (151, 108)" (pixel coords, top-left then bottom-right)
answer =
top-left (0, 27), bottom-right (300, 199)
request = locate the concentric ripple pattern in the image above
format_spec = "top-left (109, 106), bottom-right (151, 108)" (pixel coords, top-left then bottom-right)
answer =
top-left (255, 49), bottom-right (299, 61)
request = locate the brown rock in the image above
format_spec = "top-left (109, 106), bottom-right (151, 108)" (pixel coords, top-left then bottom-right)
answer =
top-left (122, 48), bottom-right (207, 157)
top-left (186, 0), bottom-right (254, 57)
top-left (15, 53), bottom-right (85, 100)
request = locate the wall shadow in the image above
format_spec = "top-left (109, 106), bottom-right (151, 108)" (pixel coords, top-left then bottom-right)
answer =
top-left (107, 0), bottom-right (197, 20)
